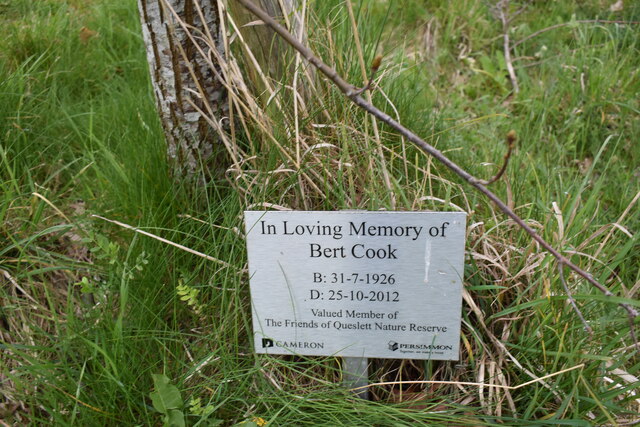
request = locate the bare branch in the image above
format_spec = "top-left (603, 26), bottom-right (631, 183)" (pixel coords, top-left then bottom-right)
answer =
top-left (237, 0), bottom-right (639, 347)
top-left (509, 3), bottom-right (530, 22)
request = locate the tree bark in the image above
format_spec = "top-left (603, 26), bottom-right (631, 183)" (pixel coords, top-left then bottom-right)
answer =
top-left (138, 0), bottom-right (303, 180)
top-left (138, 0), bottom-right (227, 180)
top-left (228, 0), bottom-right (305, 91)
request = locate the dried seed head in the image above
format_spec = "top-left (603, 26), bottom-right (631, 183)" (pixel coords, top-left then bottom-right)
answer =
top-left (506, 130), bottom-right (517, 147)
top-left (371, 55), bottom-right (383, 71)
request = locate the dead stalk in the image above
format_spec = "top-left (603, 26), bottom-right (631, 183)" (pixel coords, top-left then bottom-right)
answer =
top-left (478, 129), bottom-right (516, 186)
top-left (238, 0), bottom-right (639, 349)
top-left (496, 0), bottom-right (519, 94)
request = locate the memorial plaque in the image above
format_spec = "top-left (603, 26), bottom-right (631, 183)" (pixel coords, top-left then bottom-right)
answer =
top-left (245, 211), bottom-right (466, 360)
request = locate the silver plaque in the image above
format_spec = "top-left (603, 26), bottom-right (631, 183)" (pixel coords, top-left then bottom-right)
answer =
top-left (245, 211), bottom-right (466, 360)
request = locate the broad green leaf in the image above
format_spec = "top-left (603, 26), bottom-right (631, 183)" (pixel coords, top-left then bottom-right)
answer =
top-left (166, 409), bottom-right (185, 427)
top-left (150, 374), bottom-right (183, 414)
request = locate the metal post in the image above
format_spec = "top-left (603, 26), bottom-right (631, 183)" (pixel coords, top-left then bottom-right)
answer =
top-left (339, 209), bottom-right (370, 400)
top-left (343, 357), bottom-right (369, 399)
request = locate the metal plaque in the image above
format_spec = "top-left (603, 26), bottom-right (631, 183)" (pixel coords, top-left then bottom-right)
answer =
top-left (245, 211), bottom-right (467, 360)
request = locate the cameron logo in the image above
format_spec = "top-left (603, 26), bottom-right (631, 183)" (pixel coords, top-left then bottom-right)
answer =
top-left (275, 340), bottom-right (324, 349)
top-left (388, 341), bottom-right (399, 351)
top-left (261, 338), bottom-right (324, 349)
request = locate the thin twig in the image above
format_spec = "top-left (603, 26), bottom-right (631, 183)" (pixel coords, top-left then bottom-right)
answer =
top-left (508, 2), bottom-right (529, 22)
top-left (513, 19), bottom-right (640, 48)
top-left (353, 55), bottom-right (383, 96)
top-left (478, 129), bottom-right (516, 186)
top-left (238, 0), bottom-right (640, 348)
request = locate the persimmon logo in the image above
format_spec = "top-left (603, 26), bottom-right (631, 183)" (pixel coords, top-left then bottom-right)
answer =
top-left (388, 341), bottom-right (399, 351)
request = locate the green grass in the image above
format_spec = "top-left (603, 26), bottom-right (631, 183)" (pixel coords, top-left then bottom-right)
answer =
top-left (1, 0), bottom-right (639, 425)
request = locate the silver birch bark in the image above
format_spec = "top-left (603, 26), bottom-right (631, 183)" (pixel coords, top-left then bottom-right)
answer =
top-left (138, 0), bottom-right (227, 179)
top-left (138, 0), bottom-right (303, 180)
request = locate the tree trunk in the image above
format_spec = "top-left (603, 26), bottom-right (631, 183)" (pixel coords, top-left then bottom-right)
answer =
top-left (138, 0), bottom-right (227, 180)
top-left (138, 0), bottom-right (303, 181)
top-left (228, 0), bottom-right (305, 92)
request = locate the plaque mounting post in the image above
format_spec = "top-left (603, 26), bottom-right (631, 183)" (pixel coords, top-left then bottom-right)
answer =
top-left (343, 357), bottom-right (369, 399)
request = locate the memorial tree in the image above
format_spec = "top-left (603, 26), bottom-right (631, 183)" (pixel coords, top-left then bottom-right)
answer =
top-left (137, 0), bottom-right (302, 180)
